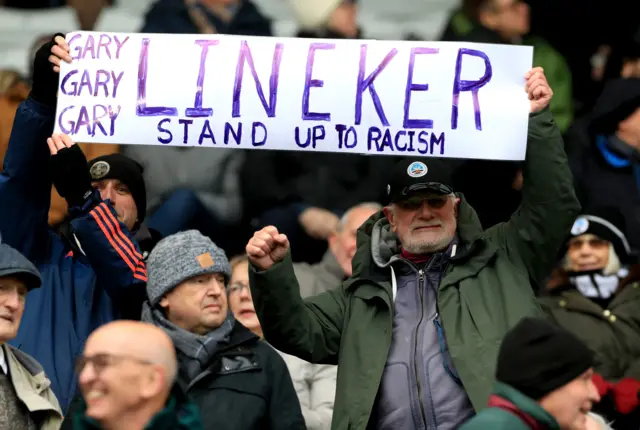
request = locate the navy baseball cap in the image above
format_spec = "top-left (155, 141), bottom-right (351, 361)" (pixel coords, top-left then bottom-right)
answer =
top-left (386, 159), bottom-right (454, 203)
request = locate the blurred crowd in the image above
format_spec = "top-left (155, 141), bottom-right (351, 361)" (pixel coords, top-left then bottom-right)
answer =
top-left (0, 0), bottom-right (639, 430)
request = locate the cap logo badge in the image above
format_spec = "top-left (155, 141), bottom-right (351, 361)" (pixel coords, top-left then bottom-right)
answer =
top-left (571, 217), bottom-right (589, 236)
top-left (90, 161), bottom-right (110, 180)
top-left (407, 161), bottom-right (427, 178)
top-left (197, 252), bottom-right (214, 269)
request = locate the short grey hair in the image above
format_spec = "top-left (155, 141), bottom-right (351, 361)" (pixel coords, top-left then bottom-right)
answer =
top-left (337, 202), bottom-right (383, 231)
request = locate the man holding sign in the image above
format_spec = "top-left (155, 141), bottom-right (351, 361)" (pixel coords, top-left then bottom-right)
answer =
top-left (0, 35), bottom-right (151, 412)
top-left (246, 68), bottom-right (580, 429)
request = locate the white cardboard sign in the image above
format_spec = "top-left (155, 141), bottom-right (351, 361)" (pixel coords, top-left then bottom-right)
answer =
top-left (54, 31), bottom-right (533, 160)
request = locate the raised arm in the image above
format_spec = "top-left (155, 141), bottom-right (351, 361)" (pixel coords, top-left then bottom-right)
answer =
top-left (47, 133), bottom-right (147, 301)
top-left (488, 67), bottom-right (580, 285)
top-left (0, 35), bottom-right (71, 262)
top-left (248, 226), bottom-right (345, 364)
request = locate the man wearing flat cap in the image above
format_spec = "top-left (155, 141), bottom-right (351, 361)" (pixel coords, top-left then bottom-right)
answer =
top-left (0, 240), bottom-right (63, 430)
top-left (246, 67), bottom-right (580, 429)
top-left (0, 35), bottom-right (154, 413)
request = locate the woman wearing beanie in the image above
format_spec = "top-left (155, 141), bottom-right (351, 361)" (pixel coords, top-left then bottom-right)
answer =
top-left (538, 207), bottom-right (640, 382)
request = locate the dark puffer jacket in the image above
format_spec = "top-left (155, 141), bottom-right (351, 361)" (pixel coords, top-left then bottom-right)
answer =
top-left (538, 266), bottom-right (640, 381)
top-left (178, 323), bottom-right (305, 430)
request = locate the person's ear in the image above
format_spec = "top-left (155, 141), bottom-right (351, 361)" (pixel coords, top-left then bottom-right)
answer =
top-left (140, 365), bottom-right (165, 399)
top-left (383, 206), bottom-right (397, 231)
top-left (159, 297), bottom-right (169, 309)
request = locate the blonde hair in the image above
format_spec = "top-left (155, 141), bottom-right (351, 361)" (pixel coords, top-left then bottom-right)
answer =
top-left (229, 254), bottom-right (249, 271)
top-left (0, 69), bottom-right (24, 96)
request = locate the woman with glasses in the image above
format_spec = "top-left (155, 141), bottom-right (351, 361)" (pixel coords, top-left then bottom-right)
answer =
top-left (228, 254), bottom-right (337, 430)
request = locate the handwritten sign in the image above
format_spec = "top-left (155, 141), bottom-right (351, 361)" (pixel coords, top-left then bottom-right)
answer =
top-left (54, 31), bottom-right (533, 160)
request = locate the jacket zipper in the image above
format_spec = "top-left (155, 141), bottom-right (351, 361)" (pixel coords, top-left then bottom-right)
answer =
top-left (414, 268), bottom-right (428, 428)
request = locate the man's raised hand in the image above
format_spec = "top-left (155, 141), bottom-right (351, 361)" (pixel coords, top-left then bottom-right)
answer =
top-left (31, 33), bottom-right (71, 107)
top-left (246, 226), bottom-right (290, 271)
top-left (525, 67), bottom-right (553, 114)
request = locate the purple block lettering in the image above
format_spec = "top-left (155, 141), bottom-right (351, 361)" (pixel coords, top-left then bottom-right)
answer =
top-left (111, 71), bottom-right (124, 98)
top-left (403, 47), bottom-right (439, 129)
top-left (157, 118), bottom-right (173, 144)
top-left (78, 70), bottom-right (93, 97)
top-left (74, 106), bottom-right (91, 135)
top-left (224, 122), bottom-right (242, 145)
top-left (107, 105), bottom-right (121, 136)
top-left (185, 40), bottom-right (219, 118)
top-left (302, 43), bottom-right (335, 121)
top-left (137, 38), bottom-right (178, 117)
top-left (91, 104), bottom-right (108, 136)
top-left (114, 35), bottom-right (129, 59)
top-left (58, 105), bottom-right (75, 134)
top-left (355, 44), bottom-right (398, 126)
top-left (294, 126), bottom-right (311, 148)
top-left (232, 41), bottom-right (283, 118)
top-left (252, 122), bottom-right (267, 146)
top-left (69, 34), bottom-right (82, 61)
top-left (60, 70), bottom-right (78, 95)
top-left (199, 120), bottom-right (216, 145)
top-left (179, 119), bottom-right (193, 144)
top-left (451, 48), bottom-right (492, 130)
top-left (94, 70), bottom-right (110, 97)
top-left (430, 132), bottom-right (445, 154)
top-left (98, 34), bottom-right (112, 59)
top-left (82, 35), bottom-right (96, 60)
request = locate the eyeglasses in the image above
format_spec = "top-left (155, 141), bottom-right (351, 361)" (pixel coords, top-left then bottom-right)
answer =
top-left (75, 353), bottom-right (153, 375)
top-left (397, 196), bottom-right (450, 211)
top-left (568, 238), bottom-right (609, 250)
top-left (228, 282), bottom-right (250, 295)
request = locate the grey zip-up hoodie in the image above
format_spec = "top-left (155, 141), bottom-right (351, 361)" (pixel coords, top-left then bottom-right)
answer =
top-left (369, 218), bottom-right (475, 429)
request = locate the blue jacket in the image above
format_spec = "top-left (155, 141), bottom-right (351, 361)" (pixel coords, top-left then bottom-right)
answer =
top-left (0, 99), bottom-right (148, 412)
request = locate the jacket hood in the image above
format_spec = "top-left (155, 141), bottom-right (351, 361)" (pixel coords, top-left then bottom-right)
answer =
top-left (353, 194), bottom-right (485, 277)
top-left (72, 383), bottom-right (202, 430)
top-left (589, 78), bottom-right (640, 135)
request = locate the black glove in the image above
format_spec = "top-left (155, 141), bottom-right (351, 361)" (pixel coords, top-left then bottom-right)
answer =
top-left (30, 32), bottom-right (65, 108)
top-left (50, 145), bottom-right (94, 208)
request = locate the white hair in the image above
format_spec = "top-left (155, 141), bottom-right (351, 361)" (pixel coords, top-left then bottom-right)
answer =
top-left (337, 202), bottom-right (383, 231)
top-left (587, 412), bottom-right (614, 430)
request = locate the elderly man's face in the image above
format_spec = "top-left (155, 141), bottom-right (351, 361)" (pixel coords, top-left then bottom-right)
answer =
top-left (160, 273), bottom-right (228, 335)
top-left (329, 206), bottom-right (379, 277)
top-left (539, 369), bottom-right (600, 430)
top-left (385, 193), bottom-right (459, 254)
top-left (0, 276), bottom-right (27, 343)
